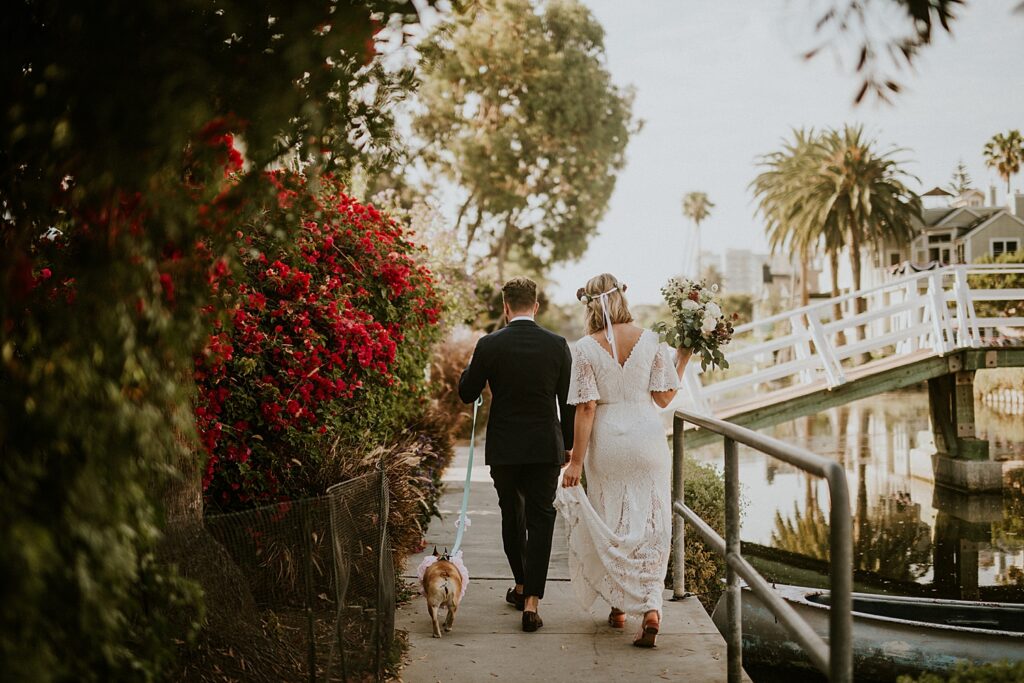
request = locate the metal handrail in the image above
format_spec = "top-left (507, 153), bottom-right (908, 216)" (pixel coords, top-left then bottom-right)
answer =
top-left (670, 410), bottom-right (853, 683)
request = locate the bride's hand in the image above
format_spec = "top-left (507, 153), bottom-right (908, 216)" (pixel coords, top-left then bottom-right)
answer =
top-left (562, 461), bottom-right (583, 488)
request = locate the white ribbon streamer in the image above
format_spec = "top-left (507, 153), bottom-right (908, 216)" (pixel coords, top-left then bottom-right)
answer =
top-left (595, 286), bottom-right (619, 362)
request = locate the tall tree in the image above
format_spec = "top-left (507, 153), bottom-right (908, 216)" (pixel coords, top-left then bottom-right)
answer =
top-left (804, 0), bottom-right (965, 103)
top-left (682, 191), bottom-right (714, 278)
top-left (414, 0), bottom-right (637, 281)
top-left (752, 126), bottom-right (921, 335)
top-left (947, 158), bottom-right (974, 196)
top-left (751, 129), bottom-right (821, 307)
top-left (814, 125), bottom-right (921, 315)
top-left (984, 130), bottom-right (1024, 194)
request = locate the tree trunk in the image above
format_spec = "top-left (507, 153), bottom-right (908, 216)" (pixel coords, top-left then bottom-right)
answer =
top-left (829, 247), bottom-right (841, 314)
top-left (829, 247), bottom-right (847, 346)
top-left (495, 216), bottom-right (514, 284)
top-left (464, 211), bottom-right (483, 255)
top-left (848, 220), bottom-right (869, 363)
top-left (800, 246), bottom-right (810, 307)
top-left (454, 192), bottom-right (475, 238)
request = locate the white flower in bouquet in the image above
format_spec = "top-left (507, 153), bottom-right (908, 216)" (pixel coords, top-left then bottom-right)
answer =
top-left (680, 299), bottom-right (701, 311)
top-left (650, 277), bottom-right (736, 371)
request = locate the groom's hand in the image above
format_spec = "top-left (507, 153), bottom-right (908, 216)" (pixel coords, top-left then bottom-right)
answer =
top-left (561, 461), bottom-right (583, 488)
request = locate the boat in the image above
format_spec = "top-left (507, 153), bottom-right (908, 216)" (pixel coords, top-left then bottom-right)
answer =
top-left (712, 583), bottom-right (1024, 680)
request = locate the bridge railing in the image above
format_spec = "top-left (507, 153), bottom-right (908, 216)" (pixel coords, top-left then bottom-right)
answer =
top-left (670, 410), bottom-right (853, 683)
top-left (683, 264), bottom-right (1024, 413)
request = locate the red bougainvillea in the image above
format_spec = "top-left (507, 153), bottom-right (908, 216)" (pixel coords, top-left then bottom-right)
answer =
top-left (195, 171), bottom-right (442, 509)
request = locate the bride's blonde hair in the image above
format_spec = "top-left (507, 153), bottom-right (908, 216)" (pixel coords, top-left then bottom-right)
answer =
top-left (577, 273), bottom-right (633, 335)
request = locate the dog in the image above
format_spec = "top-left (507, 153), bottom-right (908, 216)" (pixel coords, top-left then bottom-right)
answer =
top-left (420, 547), bottom-right (464, 638)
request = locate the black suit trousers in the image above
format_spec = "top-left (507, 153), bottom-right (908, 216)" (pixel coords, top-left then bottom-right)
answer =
top-left (489, 462), bottom-right (561, 600)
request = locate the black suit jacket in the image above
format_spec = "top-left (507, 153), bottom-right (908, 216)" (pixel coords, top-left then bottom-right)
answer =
top-left (458, 319), bottom-right (575, 466)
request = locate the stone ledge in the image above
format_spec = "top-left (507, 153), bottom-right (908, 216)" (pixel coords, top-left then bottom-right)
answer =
top-left (931, 454), bottom-right (1003, 492)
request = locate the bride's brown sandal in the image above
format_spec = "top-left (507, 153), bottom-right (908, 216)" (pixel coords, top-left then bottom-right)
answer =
top-left (632, 613), bottom-right (659, 648)
top-left (607, 608), bottom-right (626, 629)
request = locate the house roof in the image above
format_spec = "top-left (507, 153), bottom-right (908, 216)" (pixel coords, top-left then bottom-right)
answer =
top-left (923, 186), bottom-right (954, 197)
top-left (918, 206), bottom-right (1006, 233)
top-left (957, 209), bottom-right (1024, 242)
top-left (915, 206), bottom-right (976, 231)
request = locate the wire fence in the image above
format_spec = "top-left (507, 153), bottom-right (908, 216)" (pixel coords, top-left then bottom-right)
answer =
top-left (167, 469), bottom-right (396, 682)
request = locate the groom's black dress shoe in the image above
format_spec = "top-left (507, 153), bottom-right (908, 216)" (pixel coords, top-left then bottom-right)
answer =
top-left (506, 587), bottom-right (525, 611)
top-left (522, 611), bottom-right (543, 632)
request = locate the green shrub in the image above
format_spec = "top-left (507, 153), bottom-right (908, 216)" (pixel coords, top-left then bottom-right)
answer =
top-left (897, 660), bottom-right (1024, 683)
top-left (681, 456), bottom-right (728, 611)
top-left (969, 249), bottom-right (1024, 319)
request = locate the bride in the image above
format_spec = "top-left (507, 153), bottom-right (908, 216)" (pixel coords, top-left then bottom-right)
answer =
top-left (554, 273), bottom-right (690, 648)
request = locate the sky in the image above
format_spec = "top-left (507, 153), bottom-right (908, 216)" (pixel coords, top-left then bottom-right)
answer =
top-left (540, 1), bottom-right (1024, 304)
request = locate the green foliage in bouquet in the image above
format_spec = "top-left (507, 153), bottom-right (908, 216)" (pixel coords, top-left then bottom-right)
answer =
top-left (651, 278), bottom-right (736, 371)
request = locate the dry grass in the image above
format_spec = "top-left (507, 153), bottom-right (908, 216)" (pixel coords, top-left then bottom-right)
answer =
top-left (314, 418), bottom-right (454, 570)
top-left (427, 329), bottom-right (490, 441)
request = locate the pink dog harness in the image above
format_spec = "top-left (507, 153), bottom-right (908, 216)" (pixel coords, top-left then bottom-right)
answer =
top-left (417, 551), bottom-right (470, 601)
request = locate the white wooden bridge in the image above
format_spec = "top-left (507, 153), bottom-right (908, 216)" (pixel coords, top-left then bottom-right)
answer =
top-left (676, 264), bottom-right (1024, 461)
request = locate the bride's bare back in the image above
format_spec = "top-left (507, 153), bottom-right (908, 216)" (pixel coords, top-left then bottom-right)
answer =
top-left (589, 323), bottom-right (644, 367)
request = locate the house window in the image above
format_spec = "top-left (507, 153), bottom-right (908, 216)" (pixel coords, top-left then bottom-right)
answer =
top-left (927, 234), bottom-right (950, 244)
top-left (992, 240), bottom-right (1020, 258)
top-left (956, 244), bottom-right (965, 263)
top-left (889, 252), bottom-right (902, 266)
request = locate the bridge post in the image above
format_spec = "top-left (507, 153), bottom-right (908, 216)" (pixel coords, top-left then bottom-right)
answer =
top-left (671, 413), bottom-right (686, 599)
top-left (927, 357), bottom-right (1001, 492)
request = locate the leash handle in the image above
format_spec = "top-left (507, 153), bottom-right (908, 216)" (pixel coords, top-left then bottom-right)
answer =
top-left (451, 395), bottom-right (483, 556)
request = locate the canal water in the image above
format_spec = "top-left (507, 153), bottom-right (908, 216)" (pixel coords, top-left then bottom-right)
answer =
top-left (688, 387), bottom-right (1024, 602)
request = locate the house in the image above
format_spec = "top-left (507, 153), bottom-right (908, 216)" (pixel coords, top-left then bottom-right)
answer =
top-left (872, 189), bottom-right (1024, 274)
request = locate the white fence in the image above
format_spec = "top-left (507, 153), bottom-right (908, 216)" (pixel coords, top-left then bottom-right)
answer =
top-left (681, 264), bottom-right (1024, 415)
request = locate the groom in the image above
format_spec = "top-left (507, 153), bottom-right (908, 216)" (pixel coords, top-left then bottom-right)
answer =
top-left (459, 277), bottom-right (574, 632)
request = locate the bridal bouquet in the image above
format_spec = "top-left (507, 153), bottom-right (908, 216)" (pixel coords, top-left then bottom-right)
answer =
top-left (651, 278), bottom-right (736, 371)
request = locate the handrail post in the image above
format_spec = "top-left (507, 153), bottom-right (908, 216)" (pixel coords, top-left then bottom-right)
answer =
top-left (955, 267), bottom-right (982, 348)
top-left (671, 413), bottom-right (686, 599)
top-left (826, 463), bottom-right (854, 683)
top-left (926, 271), bottom-right (954, 354)
top-left (724, 437), bottom-right (742, 683)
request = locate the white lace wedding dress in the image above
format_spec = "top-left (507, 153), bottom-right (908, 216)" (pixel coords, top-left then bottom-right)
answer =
top-left (554, 329), bottom-right (679, 618)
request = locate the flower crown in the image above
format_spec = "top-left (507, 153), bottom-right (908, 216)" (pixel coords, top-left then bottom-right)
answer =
top-left (576, 282), bottom-right (627, 305)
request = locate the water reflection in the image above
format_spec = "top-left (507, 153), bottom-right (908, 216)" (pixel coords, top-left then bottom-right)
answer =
top-left (691, 389), bottom-right (1024, 602)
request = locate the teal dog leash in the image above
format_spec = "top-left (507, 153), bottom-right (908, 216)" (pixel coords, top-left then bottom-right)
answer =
top-left (450, 395), bottom-right (483, 556)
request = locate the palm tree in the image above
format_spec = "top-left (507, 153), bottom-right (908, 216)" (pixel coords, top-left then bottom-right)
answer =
top-left (682, 191), bottom-right (714, 278)
top-left (983, 130), bottom-right (1024, 195)
top-left (813, 125), bottom-right (921, 331)
top-left (751, 129), bottom-right (821, 307)
top-left (754, 127), bottom-right (921, 341)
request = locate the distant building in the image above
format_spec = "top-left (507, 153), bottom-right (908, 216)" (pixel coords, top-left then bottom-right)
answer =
top-left (950, 188), bottom-right (986, 209)
top-left (875, 189), bottom-right (1024, 271)
top-left (723, 248), bottom-right (767, 295)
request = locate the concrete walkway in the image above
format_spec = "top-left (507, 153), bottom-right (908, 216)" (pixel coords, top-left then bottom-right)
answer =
top-left (396, 445), bottom-right (749, 682)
